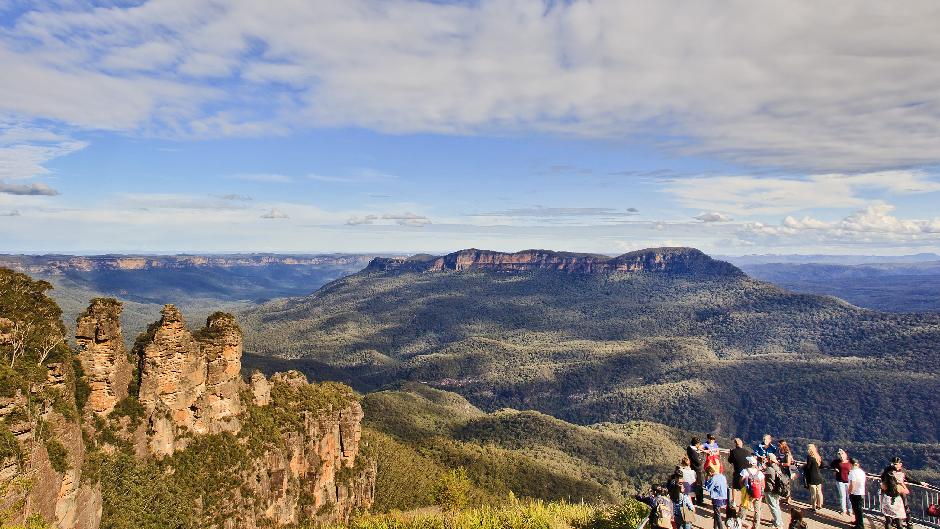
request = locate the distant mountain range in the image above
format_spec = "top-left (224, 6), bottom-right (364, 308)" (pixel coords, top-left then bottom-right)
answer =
top-left (0, 253), bottom-right (375, 274)
top-left (722, 253), bottom-right (940, 265)
top-left (735, 260), bottom-right (940, 313)
top-left (0, 253), bottom-right (376, 341)
top-left (240, 247), bottom-right (940, 445)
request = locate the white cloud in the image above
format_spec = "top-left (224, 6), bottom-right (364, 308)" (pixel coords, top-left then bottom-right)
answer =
top-left (667, 170), bottom-right (940, 217)
top-left (4, 1), bottom-right (940, 169)
top-left (214, 193), bottom-right (252, 201)
top-left (381, 212), bottom-right (431, 227)
top-left (476, 206), bottom-right (638, 218)
top-left (260, 207), bottom-right (289, 219)
top-left (694, 212), bottom-right (733, 223)
top-left (347, 214), bottom-right (379, 225)
top-left (0, 123), bottom-right (88, 181)
top-left (744, 204), bottom-right (940, 245)
top-left (116, 193), bottom-right (250, 210)
top-left (307, 169), bottom-right (398, 184)
top-left (0, 180), bottom-right (59, 195)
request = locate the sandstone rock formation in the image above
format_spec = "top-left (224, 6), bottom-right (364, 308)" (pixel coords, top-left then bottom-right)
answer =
top-left (0, 364), bottom-right (101, 529)
top-left (367, 247), bottom-right (744, 277)
top-left (197, 312), bottom-right (243, 432)
top-left (2, 293), bottom-right (375, 529)
top-left (250, 370), bottom-right (271, 406)
top-left (137, 305), bottom-right (244, 455)
top-left (250, 371), bottom-right (375, 525)
top-left (75, 298), bottom-right (133, 416)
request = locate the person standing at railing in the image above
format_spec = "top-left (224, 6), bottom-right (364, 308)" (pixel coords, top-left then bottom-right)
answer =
top-left (704, 435), bottom-right (723, 476)
top-left (729, 438), bottom-right (753, 506)
top-left (805, 444), bottom-right (825, 512)
top-left (778, 440), bottom-right (794, 478)
top-left (830, 449), bottom-right (854, 517)
top-left (763, 454), bottom-right (786, 529)
top-left (705, 465), bottom-right (729, 529)
top-left (880, 462), bottom-right (907, 529)
top-left (755, 434), bottom-right (778, 467)
top-left (847, 458), bottom-right (866, 529)
top-left (881, 457), bottom-right (912, 529)
top-left (688, 437), bottom-right (706, 507)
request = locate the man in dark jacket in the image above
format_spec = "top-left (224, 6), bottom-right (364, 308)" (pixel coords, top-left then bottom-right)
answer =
top-left (688, 436), bottom-right (705, 506)
top-left (728, 438), bottom-right (752, 505)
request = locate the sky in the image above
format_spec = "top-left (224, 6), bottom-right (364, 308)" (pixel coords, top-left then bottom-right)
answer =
top-left (1, 0), bottom-right (940, 256)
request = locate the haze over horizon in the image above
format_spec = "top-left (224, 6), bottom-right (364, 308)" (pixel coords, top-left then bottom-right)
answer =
top-left (3, 1), bottom-right (940, 255)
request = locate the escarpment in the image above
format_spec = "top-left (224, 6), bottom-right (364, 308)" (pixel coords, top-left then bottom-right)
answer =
top-left (137, 305), bottom-right (244, 456)
top-left (367, 247), bottom-right (743, 278)
top-left (1, 271), bottom-right (101, 529)
top-left (75, 298), bottom-right (133, 417)
top-left (1, 277), bottom-right (375, 529)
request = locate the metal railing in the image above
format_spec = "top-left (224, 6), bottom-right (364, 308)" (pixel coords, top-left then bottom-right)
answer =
top-left (786, 460), bottom-right (940, 529)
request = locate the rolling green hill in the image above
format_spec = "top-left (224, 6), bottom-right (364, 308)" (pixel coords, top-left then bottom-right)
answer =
top-left (359, 383), bottom-right (688, 511)
top-left (241, 247), bottom-right (940, 444)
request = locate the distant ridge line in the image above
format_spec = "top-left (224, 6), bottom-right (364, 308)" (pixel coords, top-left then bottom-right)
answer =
top-left (367, 247), bottom-right (744, 278)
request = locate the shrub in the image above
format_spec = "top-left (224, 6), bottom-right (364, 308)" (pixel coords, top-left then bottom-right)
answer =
top-left (0, 419), bottom-right (21, 464)
top-left (1, 513), bottom-right (56, 529)
top-left (44, 439), bottom-right (69, 473)
top-left (321, 499), bottom-right (597, 529)
top-left (580, 500), bottom-right (650, 529)
top-left (435, 468), bottom-right (471, 513)
top-left (72, 359), bottom-right (91, 412)
top-left (110, 395), bottom-right (145, 428)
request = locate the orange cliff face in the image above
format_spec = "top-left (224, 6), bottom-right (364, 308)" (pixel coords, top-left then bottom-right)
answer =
top-left (367, 247), bottom-right (744, 278)
top-left (1, 299), bottom-right (375, 529)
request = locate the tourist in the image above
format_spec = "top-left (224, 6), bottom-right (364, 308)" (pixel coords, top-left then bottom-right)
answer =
top-left (764, 454), bottom-right (785, 529)
top-left (636, 485), bottom-right (675, 529)
top-left (741, 456), bottom-right (766, 529)
top-left (704, 434), bottom-right (723, 475)
top-left (881, 458), bottom-right (910, 529)
top-left (681, 457), bottom-right (698, 493)
top-left (778, 440), bottom-right (794, 478)
top-left (704, 434), bottom-right (720, 452)
top-left (831, 449), bottom-right (853, 516)
top-left (848, 458), bottom-right (866, 529)
top-left (688, 437), bottom-right (705, 506)
top-left (805, 444), bottom-right (825, 511)
top-left (668, 467), bottom-right (684, 505)
top-left (729, 438), bottom-right (752, 505)
top-left (677, 486), bottom-right (696, 529)
top-left (891, 457), bottom-right (914, 529)
top-left (755, 434), bottom-right (778, 467)
top-left (704, 465), bottom-right (729, 529)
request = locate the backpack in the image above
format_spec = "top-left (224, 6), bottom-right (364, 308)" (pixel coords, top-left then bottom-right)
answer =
top-left (655, 498), bottom-right (672, 528)
top-left (745, 469), bottom-right (764, 500)
top-left (773, 468), bottom-right (791, 497)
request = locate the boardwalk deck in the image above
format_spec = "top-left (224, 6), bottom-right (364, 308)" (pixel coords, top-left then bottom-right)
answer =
top-left (690, 499), bottom-right (924, 529)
